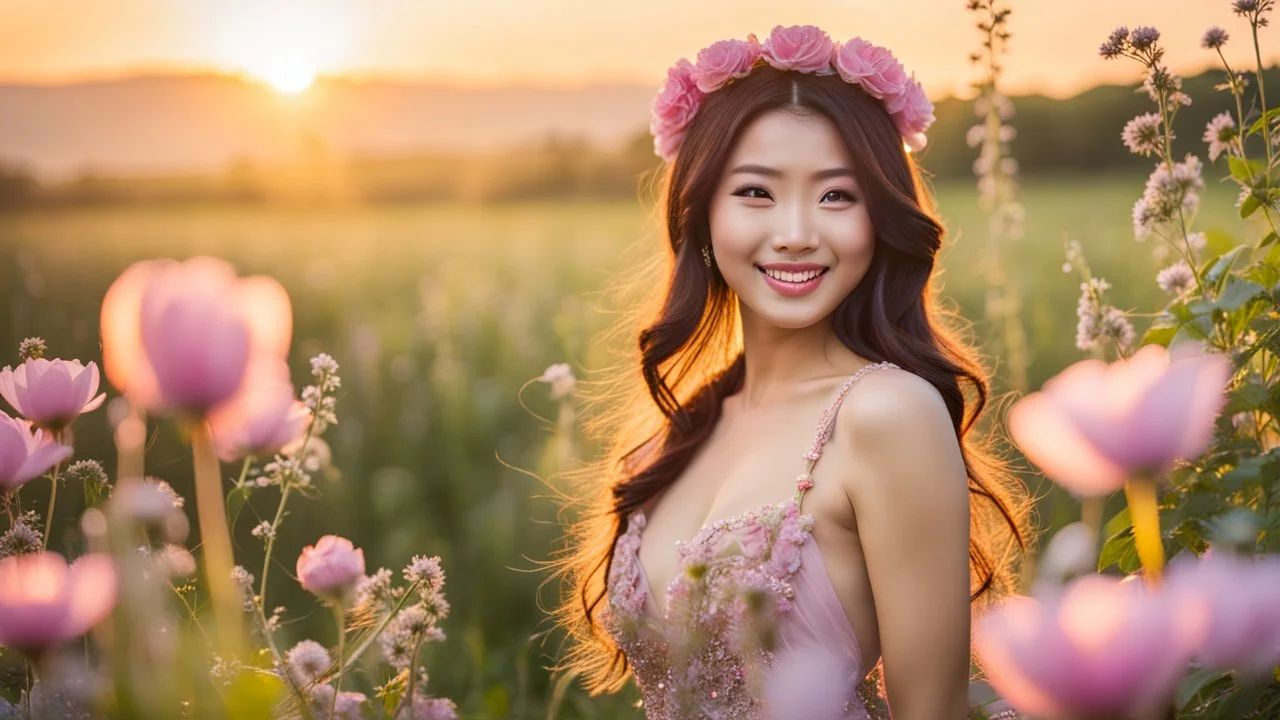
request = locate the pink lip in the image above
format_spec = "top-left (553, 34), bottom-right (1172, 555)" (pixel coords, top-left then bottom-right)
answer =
top-left (757, 265), bottom-right (827, 298)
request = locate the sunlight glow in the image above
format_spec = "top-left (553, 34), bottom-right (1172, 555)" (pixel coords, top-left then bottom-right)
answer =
top-left (256, 54), bottom-right (316, 94)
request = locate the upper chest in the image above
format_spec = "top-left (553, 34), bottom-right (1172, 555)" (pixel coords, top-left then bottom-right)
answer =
top-left (636, 394), bottom-right (840, 599)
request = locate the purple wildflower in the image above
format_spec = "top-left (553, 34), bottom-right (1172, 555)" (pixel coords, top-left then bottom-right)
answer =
top-left (1202, 27), bottom-right (1229, 49)
top-left (1099, 26), bottom-right (1129, 58)
top-left (1121, 113), bottom-right (1164, 156)
top-left (1204, 112), bottom-right (1237, 162)
top-left (1129, 26), bottom-right (1161, 51)
top-left (1156, 262), bottom-right (1196, 296)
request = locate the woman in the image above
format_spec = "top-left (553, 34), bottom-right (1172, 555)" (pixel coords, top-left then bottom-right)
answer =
top-left (553, 25), bottom-right (1031, 719)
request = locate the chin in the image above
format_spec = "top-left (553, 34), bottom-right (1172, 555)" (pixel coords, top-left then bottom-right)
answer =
top-left (741, 298), bottom-right (840, 331)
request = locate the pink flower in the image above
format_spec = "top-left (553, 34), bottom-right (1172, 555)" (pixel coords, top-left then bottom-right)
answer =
top-left (0, 411), bottom-right (73, 491)
top-left (208, 360), bottom-right (310, 462)
top-left (296, 535), bottom-right (365, 600)
top-left (891, 80), bottom-right (935, 151)
top-left (975, 575), bottom-right (1203, 719)
top-left (0, 358), bottom-right (105, 431)
top-left (100, 257), bottom-right (292, 416)
top-left (1008, 342), bottom-right (1231, 496)
top-left (0, 552), bottom-right (117, 656)
top-left (1165, 550), bottom-right (1280, 677)
top-left (650, 59), bottom-right (703, 161)
top-left (761, 25), bottom-right (835, 74)
top-left (852, 41), bottom-right (912, 100)
top-left (692, 36), bottom-right (762, 93)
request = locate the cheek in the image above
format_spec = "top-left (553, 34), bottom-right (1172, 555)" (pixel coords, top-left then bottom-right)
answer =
top-left (708, 201), bottom-right (756, 255)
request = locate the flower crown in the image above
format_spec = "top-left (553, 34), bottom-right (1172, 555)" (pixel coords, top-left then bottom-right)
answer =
top-left (649, 24), bottom-right (936, 161)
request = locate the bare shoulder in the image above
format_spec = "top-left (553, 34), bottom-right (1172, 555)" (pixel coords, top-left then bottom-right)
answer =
top-left (835, 366), bottom-right (966, 500)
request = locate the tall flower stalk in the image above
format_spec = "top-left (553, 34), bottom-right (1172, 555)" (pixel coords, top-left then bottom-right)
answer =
top-left (966, 0), bottom-right (1030, 392)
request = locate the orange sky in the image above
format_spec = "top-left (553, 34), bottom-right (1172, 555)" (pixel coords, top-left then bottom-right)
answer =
top-left (0, 0), bottom-right (1276, 97)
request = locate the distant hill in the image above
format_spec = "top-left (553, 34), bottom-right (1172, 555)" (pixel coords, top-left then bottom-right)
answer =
top-left (0, 74), bottom-right (658, 181)
top-left (1, 66), bottom-right (1276, 205)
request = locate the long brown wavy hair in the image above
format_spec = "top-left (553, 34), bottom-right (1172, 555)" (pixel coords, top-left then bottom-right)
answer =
top-left (549, 65), bottom-right (1033, 694)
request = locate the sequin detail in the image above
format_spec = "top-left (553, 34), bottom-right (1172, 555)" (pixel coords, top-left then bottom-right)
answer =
top-left (606, 499), bottom-right (819, 717)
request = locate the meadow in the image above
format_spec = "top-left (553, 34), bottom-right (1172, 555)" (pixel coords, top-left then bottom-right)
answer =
top-left (0, 171), bottom-right (1256, 718)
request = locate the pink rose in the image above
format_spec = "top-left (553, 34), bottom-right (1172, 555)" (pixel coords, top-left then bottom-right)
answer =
top-left (833, 38), bottom-right (880, 89)
top-left (891, 80), bottom-right (935, 151)
top-left (762, 25), bottom-right (835, 74)
top-left (858, 45), bottom-right (912, 101)
top-left (650, 58), bottom-right (703, 160)
top-left (296, 535), bottom-right (365, 601)
top-left (692, 37), bottom-right (762, 93)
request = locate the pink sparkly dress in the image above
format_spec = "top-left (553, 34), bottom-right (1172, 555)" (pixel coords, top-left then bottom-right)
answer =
top-left (605, 362), bottom-right (899, 719)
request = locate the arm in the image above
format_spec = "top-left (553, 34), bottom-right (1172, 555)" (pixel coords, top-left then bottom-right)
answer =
top-left (841, 369), bottom-right (971, 719)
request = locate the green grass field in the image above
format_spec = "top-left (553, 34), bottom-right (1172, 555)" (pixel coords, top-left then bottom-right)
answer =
top-left (0, 172), bottom-right (1258, 717)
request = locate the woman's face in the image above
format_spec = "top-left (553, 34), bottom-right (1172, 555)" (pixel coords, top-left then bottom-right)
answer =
top-left (708, 108), bottom-right (875, 331)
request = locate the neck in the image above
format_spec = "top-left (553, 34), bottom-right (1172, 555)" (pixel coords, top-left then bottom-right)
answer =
top-left (734, 302), bottom-right (868, 409)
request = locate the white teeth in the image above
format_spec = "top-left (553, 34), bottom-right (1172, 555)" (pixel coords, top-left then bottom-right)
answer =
top-left (763, 268), bottom-right (823, 283)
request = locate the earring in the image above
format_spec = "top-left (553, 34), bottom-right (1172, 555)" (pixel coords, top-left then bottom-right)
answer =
top-left (701, 246), bottom-right (713, 268)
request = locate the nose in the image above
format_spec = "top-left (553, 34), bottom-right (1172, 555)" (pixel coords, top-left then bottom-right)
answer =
top-left (771, 202), bottom-right (819, 255)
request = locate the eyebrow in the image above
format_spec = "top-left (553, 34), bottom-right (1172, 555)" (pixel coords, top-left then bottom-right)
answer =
top-left (728, 164), bottom-right (856, 180)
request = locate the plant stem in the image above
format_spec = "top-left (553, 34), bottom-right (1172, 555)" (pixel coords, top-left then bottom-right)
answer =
top-left (190, 421), bottom-right (244, 658)
top-left (331, 605), bottom-right (346, 719)
top-left (1254, 21), bottom-right (1274, 187)
top-left (40, 458), bottom-right (61, 548)
top-left (394, 638), bottom-right (426, 720)
top-left (1124, 475), bottom-right (1165, 584)
top-left (258, 482), bottom-right (292, 606)
top-left (253, 599), bottom-right (315, 720)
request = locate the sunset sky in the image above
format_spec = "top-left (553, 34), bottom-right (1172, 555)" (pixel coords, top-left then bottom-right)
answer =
top-left (0, 0), bottom-right (1276, 97)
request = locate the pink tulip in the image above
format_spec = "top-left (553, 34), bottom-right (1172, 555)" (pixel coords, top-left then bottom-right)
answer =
top-left (208, 360), bottom-right (310, 462)
top-left (296, 535), bottom-right (365, 600)
top-left (1008, 342), bottom-right (1231, 496)
top-left (0, 411), bottom-right (73, 491)
top-left (0, 358), bottom-right (106, 431)
top-left (976, 575), bottom-right (1204, 719)
top-left (0, 552), bottom-right (117, 656)
top-left (100, 257), bottom-right (292, 416)
top-left (1165, 549), bottom-right (1280, 677)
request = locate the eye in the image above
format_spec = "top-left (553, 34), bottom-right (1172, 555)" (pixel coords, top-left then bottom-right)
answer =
top-left (732, 185), bottom-right (772, 200)
top-left (821, 189), bottom-right (857, 203)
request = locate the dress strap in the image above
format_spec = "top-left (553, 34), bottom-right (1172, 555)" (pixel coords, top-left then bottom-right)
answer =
top-left (792, 361), bottom-right (900, 501)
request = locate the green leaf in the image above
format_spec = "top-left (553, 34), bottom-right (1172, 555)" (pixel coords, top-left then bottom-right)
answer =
top-left (1241, 191), bottom-right (1262, 219)
top-left (1230, 156), bottom-right (1265, 182)
top-left (1098, 526), bottom-right (1139, 573)
top-left (1141, 324), bottom-right (1177, 347)
top-left (226, 485), bottom-right (251, 530)
top-left (1212, 279), bottom-right (1265, 313)
top-left (1248, 106), bottom-right (1280, 136)
top-left (1261, 230), bottom-right (1279, 248)
top-left (1206, 246), bottom-right (1249, 290)
top-left (1104, 507), bottom-right (1132, 538)
top-left (1176, 667), bottom-right (1232, 709)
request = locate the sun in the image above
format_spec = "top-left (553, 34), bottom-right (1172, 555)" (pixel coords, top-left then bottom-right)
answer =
top-left (256, 55), bottom-right (316, 94)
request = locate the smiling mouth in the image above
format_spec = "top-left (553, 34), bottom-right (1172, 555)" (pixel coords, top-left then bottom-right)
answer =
top-left (755, 265), bottom-right (829, 297)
